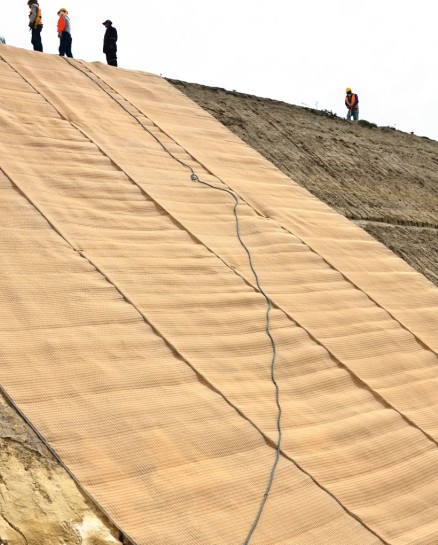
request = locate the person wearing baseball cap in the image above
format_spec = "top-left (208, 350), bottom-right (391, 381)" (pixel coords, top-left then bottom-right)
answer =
top-left (102, 19), bottom-right (118, 67)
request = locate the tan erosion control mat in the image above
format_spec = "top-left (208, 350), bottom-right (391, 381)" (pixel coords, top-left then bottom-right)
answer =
top-left (0, 45), bottom-right (438, 545)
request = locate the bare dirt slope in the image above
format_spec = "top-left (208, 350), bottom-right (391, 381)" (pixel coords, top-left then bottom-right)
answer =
top-left (169, 81), bottom-right (438, 286)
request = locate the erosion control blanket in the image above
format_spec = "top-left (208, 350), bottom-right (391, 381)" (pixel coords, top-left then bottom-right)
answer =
top-left (0, 46), bottom-right (437, 545)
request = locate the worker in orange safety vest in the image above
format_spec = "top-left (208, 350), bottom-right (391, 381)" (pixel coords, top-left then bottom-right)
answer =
top-left (57, 8), bottom-right (73, 58)
top-left (345, 88), bottom-right (359, 121)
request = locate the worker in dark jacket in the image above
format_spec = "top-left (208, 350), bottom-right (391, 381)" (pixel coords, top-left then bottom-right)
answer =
top-left (102, 20), bottom-right (118, 67)
top-left (345, 87), bottom-right (359, 121)
top-left (28, 0), bottom-right (43, 52)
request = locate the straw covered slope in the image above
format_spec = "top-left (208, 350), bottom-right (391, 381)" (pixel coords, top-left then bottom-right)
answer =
top-left (0, 45), bottom-right (437, 545)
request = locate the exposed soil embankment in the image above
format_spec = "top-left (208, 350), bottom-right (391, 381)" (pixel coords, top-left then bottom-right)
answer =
top-left (0, 396), bottom-right (124, 545)
top-left (169, 80), bottom-right (438, 286)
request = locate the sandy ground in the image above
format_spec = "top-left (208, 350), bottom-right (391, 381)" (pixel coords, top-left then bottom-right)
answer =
top-left (0, 396), bottom-right (124, 545)
top-left (1, 79), bottom-right (436, 544)
top-left (169, 81), bottom-right (438, 286)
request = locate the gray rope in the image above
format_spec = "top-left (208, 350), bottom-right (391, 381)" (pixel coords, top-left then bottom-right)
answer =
top-left (196, 176), bottom-right (282, 545)
top-left (65, 59), bottom-right (283, 544)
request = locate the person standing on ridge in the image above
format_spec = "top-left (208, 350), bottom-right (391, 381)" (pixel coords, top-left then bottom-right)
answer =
top-left (102, 20), bottom-right (118, 67)
top-left (0, 36), bottom-right (5, 44)
top-left (57, 8), bottom-right (73, 58)
top-left (345, 87), bottom-right (359, 121)
top-left (28, 0), bottom-right (43, 52)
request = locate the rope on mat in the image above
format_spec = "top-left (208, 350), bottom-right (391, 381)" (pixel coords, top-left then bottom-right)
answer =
top-left (65, 59), bottom-right (282, 545)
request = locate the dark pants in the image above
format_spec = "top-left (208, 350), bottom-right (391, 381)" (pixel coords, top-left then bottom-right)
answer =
top-left (31, 26), bottom-right (43, 52)
top-left (59, 32), bottom-right (73, 58)
top-left (106, 52), bottom-right (118, 67)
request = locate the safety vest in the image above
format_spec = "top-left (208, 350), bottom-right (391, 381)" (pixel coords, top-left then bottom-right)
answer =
top-left (30, 4), bottom-right (43, 28)
top-left (58, 14), bottom-right (71, 34)
top-left (346, 93), bottom-right (358, 109)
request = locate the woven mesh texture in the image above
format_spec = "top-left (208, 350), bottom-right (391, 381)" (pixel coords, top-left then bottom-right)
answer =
top-left (0, 46), bottom-right (437, 545)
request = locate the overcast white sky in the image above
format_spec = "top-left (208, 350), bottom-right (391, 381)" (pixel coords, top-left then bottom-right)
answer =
top-left (3, 1), bottom-right (438, 141)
